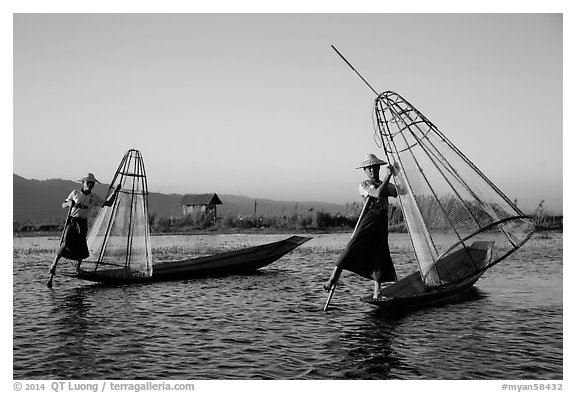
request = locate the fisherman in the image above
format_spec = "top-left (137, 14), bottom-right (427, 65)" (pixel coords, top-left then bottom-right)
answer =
top-left (48, 173), bottom-right (120, 280)
top-left (323, 154), bottom-right (398, 299)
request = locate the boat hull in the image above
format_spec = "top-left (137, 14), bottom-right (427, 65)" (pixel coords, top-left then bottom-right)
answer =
top-left (362, 272), bottom-right (483, 310)
top-left (362, 240), bottom-right (494, 310)
top-left (73, 235), bottom-right (311, 284)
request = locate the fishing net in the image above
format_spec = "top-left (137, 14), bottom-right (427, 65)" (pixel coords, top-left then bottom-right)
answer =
top-left (374, 91), bottom-right (534, 287)
top-left (82, 149), bottom-right (153, 279)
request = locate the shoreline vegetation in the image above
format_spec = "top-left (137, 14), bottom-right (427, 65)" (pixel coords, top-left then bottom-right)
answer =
top-left (13, 201), bottom-right (562, 236)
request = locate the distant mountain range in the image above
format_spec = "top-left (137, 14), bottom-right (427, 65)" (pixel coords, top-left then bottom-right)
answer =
top-left (13, 174), bottom-right (355, 224)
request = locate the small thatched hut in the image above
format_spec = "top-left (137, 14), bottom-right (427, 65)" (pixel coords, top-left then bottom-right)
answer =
top-left (180, 193), bottom-right (223, 219)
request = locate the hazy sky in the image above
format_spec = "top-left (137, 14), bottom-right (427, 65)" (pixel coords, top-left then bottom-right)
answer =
top-left (13, 13), bottom-right (563, 213)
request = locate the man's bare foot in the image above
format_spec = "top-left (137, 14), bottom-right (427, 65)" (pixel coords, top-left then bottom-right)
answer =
top-left (323, 279), bottom-right (335, 292)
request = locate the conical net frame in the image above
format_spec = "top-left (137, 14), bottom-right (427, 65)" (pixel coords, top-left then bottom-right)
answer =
top-left (83, 149), bottom-right (153, 279)
top-left (373, 91), bottom-right (534, 287)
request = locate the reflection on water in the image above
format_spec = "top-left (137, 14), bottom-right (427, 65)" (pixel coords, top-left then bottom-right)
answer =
top-left (49, 287), bottom-right (98, 377)
top-left (13, 232), bottom-right (562, 379)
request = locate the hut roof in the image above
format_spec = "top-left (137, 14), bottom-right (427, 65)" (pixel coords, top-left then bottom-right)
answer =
top-left (180, 193), bottom-right (223, 206)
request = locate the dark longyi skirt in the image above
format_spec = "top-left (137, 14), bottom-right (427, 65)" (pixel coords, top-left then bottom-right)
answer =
top-left (335, 204), bottom-right (397, 283)
top-left (58, 217), bottom-right (89, 261)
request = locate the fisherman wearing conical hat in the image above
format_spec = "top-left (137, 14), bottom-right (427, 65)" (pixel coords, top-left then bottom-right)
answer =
top-left (324, 154), bottom-right (398, 299)
top-left (48, 173), bottom-right (120, 286)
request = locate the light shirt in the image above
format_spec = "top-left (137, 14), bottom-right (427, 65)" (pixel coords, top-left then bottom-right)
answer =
top-left (66, 190), bottom-right (101, 219)
top-left (359, 179), bottom-right (397, 207)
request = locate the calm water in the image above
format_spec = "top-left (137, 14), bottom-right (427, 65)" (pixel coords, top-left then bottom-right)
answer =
top-left (13, 232), bottom-right (563, 380)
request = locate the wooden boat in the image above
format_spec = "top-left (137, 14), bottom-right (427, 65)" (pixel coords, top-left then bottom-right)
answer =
top-left (73, 235), bottom-right (311, 284)
top-left (60, 149), bottom-right (312, 286)
top-left (362, 241), bottom-right (493, 310)
top-left (324, 47), bottom-right (535, 312)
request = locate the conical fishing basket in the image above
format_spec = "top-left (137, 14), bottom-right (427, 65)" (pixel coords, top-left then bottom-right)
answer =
top-left (374, 91), bottom-right (534, 286)
top-left (83, 149), bottom-right (153, 279)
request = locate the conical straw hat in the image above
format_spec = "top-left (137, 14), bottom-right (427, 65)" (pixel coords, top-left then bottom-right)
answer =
top-left (77, 172), bottom-right (101, 184)
top-left (356, 154), bottom-right (387, 169)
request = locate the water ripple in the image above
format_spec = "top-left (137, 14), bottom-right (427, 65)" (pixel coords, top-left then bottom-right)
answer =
top-left (13, 233), bottom-right (562, 379)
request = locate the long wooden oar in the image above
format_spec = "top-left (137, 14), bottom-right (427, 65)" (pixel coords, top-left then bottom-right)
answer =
top-left (323, 197), bottom-right (371, 311)
top-left (47, 204), bottom-right (73, 288)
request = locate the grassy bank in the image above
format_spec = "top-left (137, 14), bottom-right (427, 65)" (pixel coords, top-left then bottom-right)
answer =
top-left (13, 207), bottom-right (562, 237)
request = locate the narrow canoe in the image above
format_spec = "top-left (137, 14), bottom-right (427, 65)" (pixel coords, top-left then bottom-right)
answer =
top-left (362, 240), bottom-right (494, 310)
top-left (73, 235), bottom-right (312, 284)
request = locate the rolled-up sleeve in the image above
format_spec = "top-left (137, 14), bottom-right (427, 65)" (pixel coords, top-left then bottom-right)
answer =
top-left (359, 180), bottom-right (379, 197)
